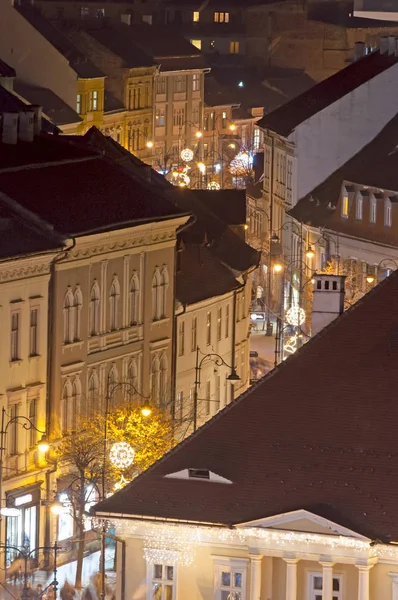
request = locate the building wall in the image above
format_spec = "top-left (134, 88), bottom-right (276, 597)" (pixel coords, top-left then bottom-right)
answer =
top-left (175, 282), bottom-right (250, 434)
top-left (292, 61), bottom-right (398, 205)
top-left (0, 252), bottom-right (55, 558)
top-left (0, 1), bottom-right (78, 108)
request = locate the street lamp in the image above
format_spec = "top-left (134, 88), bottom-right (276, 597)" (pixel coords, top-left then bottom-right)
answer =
top-left (193, 346), bottom-right (239, 432)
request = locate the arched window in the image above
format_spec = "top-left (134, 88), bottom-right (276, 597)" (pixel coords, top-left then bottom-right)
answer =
top-left (63, 288), bottom-right (74, 344)
top-left (87, 371), bottom-right (99, 417)
top-left (90, 282), bottom-right (100, 336)
top-left (127, 359), bottom-right (138, 402)
top-left (71, 377), bottom-right (81, 429)
top-left (150, 356), bottom-right (160, 404)
top-left (130, 274), bottom-right (140, 325)
top-left (152, 269), bottom-right (162, 321)
top-left (159, 354), bottom-right (168, 405)
top-left (74, 286), bottom-right (83, 341)
top-left (109, 277), bottom-right (120, 331)
top-left (61, 380), bottom-right (73, 432)
top-left (160, 267), bottom-right (169, 318)
top-left (108, 365), bottom-right (119, 408)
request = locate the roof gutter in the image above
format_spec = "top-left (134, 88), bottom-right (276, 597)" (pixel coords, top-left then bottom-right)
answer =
top-left (92, 511), bottom-right (229, 529)
top-left (71, 212), bottom-right (192, 237)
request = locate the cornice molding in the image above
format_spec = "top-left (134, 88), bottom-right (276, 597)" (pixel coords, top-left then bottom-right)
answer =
top-left (0, 257), bottom-right (52, 284)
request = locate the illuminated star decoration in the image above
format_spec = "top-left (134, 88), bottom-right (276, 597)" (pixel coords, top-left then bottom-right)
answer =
top-left (180, 148), bottom-right (194, 162)
top-left (109, 441), bottom-right (135, 470)
top-left (285, 306), bottom-right (306, 327)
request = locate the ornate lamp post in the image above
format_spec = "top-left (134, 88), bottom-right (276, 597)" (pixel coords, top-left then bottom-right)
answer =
top-left (193, 346), bottom-right (240, 432)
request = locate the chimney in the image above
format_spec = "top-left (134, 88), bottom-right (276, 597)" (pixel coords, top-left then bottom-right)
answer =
top-left (30, 105), bottom-right (42, 136)
top-left (354, 41), bottom-right (365, 61)
top-left (2, 112), bottom-right (18, 145)
top-left (380, 36), bottom-right (389, 54)
top-left (389, 35), bottom-right (396, 55)
top-left (311, 274), bottom-right (346, 337)
top-left (18, 110), bottom-right (34, 142)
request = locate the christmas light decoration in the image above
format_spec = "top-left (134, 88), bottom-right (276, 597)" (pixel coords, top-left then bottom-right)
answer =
top-left (229, 151), bottom-right (253, 179)
top-left (207, 181), bottom-right (220, 190)
top-left (109, 442), bottom-right (135, 470)
top-left (180, 148), bottom-right (194, 162)
top-left (114, 474), bottom-right (130, 492)
top-left (142, 523), bottom-right (201, 566)
top-left (286, 306), bottom-right (306, 327)
top-left (283, 334), bottom-right (301, 356)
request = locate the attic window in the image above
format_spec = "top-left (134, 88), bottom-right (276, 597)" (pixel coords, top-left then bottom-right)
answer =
top-left (188, 469), bottom-right (210, 480)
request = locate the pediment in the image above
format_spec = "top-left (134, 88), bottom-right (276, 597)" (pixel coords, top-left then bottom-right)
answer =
top-left (237, 509), bottom-right (369, 540)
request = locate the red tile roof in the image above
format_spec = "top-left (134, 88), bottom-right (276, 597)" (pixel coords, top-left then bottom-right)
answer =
top-left (258, 50), bottom-right (398, 137)
top-left (95, 272), bottom-right (398, 541)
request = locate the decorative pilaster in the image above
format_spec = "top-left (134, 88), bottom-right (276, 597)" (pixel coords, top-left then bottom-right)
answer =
top-left (284, 558), bottom-right (299, 600)
top-left (389, 572), bottom-right (398, 600)
top-left (320, 561), bottom-right (334, 600)
top-left (249, 555), bottom-right (263, 600)
top-left (357, 564), bottom-right (373, 600)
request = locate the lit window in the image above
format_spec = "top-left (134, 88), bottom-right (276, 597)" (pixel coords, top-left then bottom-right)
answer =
top-left (193, 11), bottom-right (200, 21)
top-left (217, 307), bottom-right (222, 340)
top-left (156, 107), bottom-right (165, 127)
top-left (370, 197), bottom-right (377, 223)
top-left (253, 128), bottom-right (260, 150)
top-left (190, 39), bottom-right (202, 50)
top-left (149, 564), bottom-right (175, 600)
top-left (229, 41), bottom-right (239, 54)
top-left (214, 11), bottom-right (229, 22)
top-left (341, 194), bottom-right (349, 217)
top-left (308, 572), bottom-right (342, 600)
top-left (76, 94), bottom-right (82, 114)
top-left (385, 199), bottom-right (392, 227)
top-left (90, 90), bottom-right (98, 111)
top-left (356, 194), bottom-right (363, 220)
top-left (206, 311), bottom-right (211, 346)
top-left (192, 73), bottom-right (201, 92)
top-left (57, 492), bottom-right (73, 541)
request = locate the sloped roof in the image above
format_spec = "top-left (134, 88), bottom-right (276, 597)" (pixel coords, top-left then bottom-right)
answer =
top-left (0, 155), bottom-right (190, 236)
top-left (176, 243), bottom-right (242, 305)
top-left (289, 110), bottom-right (398, 232)
top-left (14, 81), bottom-right (82, 126)
top-left (0, 58), bottom-right (16, 78)
top-left (80, 26), bottom-right (156, 69)
top-left (14, 3), bottom-right (104, 79)
top-left (95, 270), bottom-right (398, 541)
top-left (258, 50), bottom-right (398, 136)
top-left (190, 189), bottom-right (246, 226)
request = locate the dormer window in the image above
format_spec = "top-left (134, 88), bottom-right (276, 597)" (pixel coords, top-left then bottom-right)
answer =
top-left (356, 193), bottom-right (363, 220)
top-left (341, 194), bottom-right (349, 217)
top-left (370, 195), bottom-right (377, 223)
top-left (385, 199), bottom-right (392, 227)
top-left (164, 469), bottom-right (232, 484)
top-left (188, 469), bottom-right (210, 480)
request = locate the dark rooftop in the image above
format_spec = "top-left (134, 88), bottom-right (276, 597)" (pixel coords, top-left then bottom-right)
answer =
top-left (95, 269), bottom-right (398, 542)
top-left (14, 3), bottom-right (105, 79)
top-left (0, 155), bottom-right (190, 236)
top-left (258, 49), bottom-right (398, 136)
top-left (289, 110), bottom-right (398, 234)
top-left (14, 81), bottom-right (82, 126)
top-left (80, 26), bottom-right (156, 69)
top-left (0, 58), bottom-right (16, 78)
top-left (191, 189), bottom-right (246, 226)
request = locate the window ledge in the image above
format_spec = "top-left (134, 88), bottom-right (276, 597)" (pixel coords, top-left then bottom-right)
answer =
top-left (63, 340), bottom-right (84, 349)
top-left (28, 354), bottom-right (41, 361)
top-left (151, 317), bottom-right (170, 326)
top-left (9, 359), bottom-right (22, 365)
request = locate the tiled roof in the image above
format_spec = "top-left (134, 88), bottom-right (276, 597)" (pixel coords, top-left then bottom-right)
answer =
top-left (14, 81), bottom-right (82, 126)
top-left (95, 270), bottom-right (398, 541)
top-left (0, 155), bottom-right (190, 236)
top-left (176, 244), bottom-right (242, 305)
top-left (289, 110), bottom-right (398, 236)
top-left (0, 58), bottom-right (16, 78)
top-left (258, 50), bottom-right (398, 136)
top-left (14, 4), bottom-right (104, 79)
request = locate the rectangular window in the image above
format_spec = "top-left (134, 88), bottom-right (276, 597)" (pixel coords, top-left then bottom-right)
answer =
top-left (150, 564), bottom-right (174, 600)
top-left (192, 104), bottom-right (199, 125)
top-left (253, 128), bottom-right (260, 151)
top-left (356, 195), bottom-right (363, 220)
top-left (214, 563), bottom-right (246, 600)
top-left (341, 194), bottom-right (349, 217)
top-left (205, 380), bottom-right (211, 416)
top-left (206, 311), bottom-right (211, 346)
top-left (190, 39), bottom-right (202, 50)
top-left (76, 94), bottom-right (82, 114)
top-left (178, 320), bottom-right (185, 356)
top-left (193, 10), bottom-right (200, 21)
top-left (9, 404), bottom-right (18, 456)
top-left (29, 399), bottom-right (38, 448)
top-left (370, 199), bottom-right (377, 223)
top-left (222, 110), bottom-right (227, 129)
top-left (29, 308), bottom-right (39, 356)
top-left (385, 201), bottom-right (392, 227)
top-left (217, 307), bottom-right (222, 341)
top-left (192, 74), bottom-right (201, 92)
top-left (225, 305), bottom-right (229, 338)
top-left (229, 41), bottom-right (239, 54)
top-left (156, 107), bottom-right (165, 127)
top-left (90, 90), bottom-right (98, 111)
top-left (191, 317), bottom-right (197, 352)
top-left (11, 312), bottom-right (20, 362)
top-left (214, 11), bottom-right (229, 22)
top-left (308, 572), bottom-right (342, 600)
top-left (174, 75), bottom-right (186, 93)
top-left (156, 76), bottom-right (166, 95)
top-left (173, 107), bottom-right (185, 126)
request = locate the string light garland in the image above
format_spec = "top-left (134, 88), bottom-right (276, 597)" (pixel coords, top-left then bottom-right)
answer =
top-left (286, 306), bottom-right (306, 327)
top-left (109, 442), bottom-right (135, 470)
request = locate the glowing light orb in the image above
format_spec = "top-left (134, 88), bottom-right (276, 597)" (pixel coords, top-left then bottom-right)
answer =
top-left (207, 181), bottom-right (220, 190)
top-left (109, 442), bottom-right (135, 470)
top-left (180, 148), bottom-right (194, 162)
top-left (285, 306), bottom-right (306, 327)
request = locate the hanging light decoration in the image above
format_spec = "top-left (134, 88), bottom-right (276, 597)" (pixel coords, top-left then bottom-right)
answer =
top-left (207, 181), bottom-right (220, 190)
top-left (143, 523), bottom-right (201, 566)
top-left (109, 442), bottom-right (135, 470)
top-left (229, 150), bottom-right (254, 179)
top-left (180, 148), bottom-right (194, 162)
top-left (285, 306), bottom-right (306, 327)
